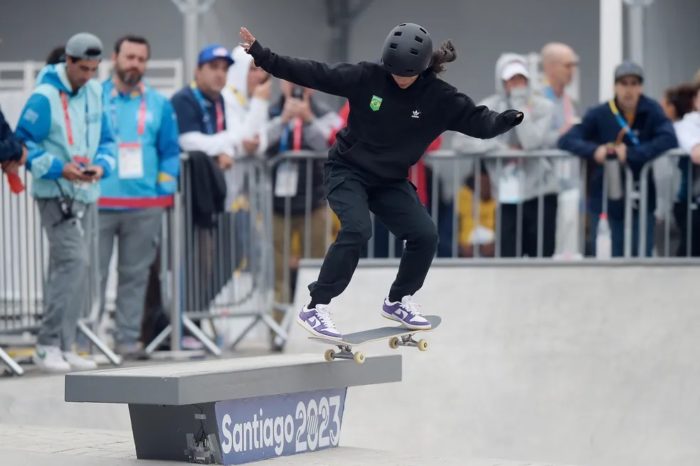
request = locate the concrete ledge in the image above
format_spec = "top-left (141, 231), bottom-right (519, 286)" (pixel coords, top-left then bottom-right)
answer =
top-left (65, 354), bottom-right (401, 405)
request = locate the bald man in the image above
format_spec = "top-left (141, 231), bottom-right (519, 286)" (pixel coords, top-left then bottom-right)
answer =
top-left (541, 42), bottom-right (580, 257)
top-left (541, 42), bottom-right (579, 138)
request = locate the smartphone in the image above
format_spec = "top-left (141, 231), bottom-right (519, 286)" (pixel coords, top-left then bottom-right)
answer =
top-left (82, 169), bottom-right (97, 176)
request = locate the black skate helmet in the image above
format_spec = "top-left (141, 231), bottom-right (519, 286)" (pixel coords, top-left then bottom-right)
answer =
top-left (381, 23), bottom-right (433, 77)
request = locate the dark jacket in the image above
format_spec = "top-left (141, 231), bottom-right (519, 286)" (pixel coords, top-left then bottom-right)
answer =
top-left (187, 151), bottom-right (227, 228)
top-left (0, 109), bottom-right (23, 163)
top-left (248, 40), bottom-right (517, 182)
top-left (559, 94), bottom-right (677, 218)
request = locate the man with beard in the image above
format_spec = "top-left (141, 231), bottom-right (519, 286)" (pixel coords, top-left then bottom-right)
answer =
top-left (98, 35), bottom-right (180, 358)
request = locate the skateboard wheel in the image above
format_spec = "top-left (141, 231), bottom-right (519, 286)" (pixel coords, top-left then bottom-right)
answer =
top-left (324, 349), bottom-right (335, 362)
top-left (353, 352), bottom-right (366, 364)
top-left (389, 337), bottom-right (400, 349)
top-left (417, 339), bottom-right (428, 351)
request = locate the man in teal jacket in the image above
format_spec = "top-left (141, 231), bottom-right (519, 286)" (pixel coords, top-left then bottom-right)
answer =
top-left (98, 35), bottom-right (180, 358)
top-left (15, 32), bottom-right (116, 373)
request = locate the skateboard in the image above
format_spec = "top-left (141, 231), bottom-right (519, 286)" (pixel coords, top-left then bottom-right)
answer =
top-left (308, 315), bottom-right (441, 364)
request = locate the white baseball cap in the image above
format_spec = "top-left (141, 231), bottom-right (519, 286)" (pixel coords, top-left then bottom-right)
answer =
top-left (501, 61), bottom-right (530, 81)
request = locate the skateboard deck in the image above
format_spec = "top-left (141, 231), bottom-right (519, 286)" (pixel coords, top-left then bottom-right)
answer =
top-left (309, 315), bottom-right (441, 364)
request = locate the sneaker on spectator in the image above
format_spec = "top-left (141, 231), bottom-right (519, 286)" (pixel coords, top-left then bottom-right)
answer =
top-left (296, 304), bottom-right (342, 340)
top-left (32, 345), bottom-right (70, 373)
top-left (62, 351), bottom-right (98, 371)
top-left (381, 295), bottom-right (432, 330)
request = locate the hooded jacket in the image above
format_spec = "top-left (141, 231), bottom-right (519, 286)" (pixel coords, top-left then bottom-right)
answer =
top-left (451, 53), bottom-right (559, 202)
top-left (247, 39), bottom-right (517, 182)
top-left (222, 46), bottom-right (271, 210)
top-left (15, 64), bottom-right (116, 203)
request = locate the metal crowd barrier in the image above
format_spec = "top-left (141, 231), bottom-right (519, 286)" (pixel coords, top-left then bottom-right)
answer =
top-left (267, 149), bottom-right (700, 319)
top-left (145, 153), bottom-right (281, 356)
top-left (2, 147), bottom-right (698, 373)
top-left (638, 148), bottom-right (698, 258)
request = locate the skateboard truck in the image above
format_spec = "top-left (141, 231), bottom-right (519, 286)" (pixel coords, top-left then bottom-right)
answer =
top-left (324, 345), bottom-right (366, 364)
top-left (389, 334), bottom-right (429, 351)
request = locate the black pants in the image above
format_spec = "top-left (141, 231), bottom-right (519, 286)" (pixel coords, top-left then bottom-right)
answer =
top-left (674, 201), bottom-right (700, 257)
top-left (499, 193), bottom-right (558, 258)
top-left (309, 163), bottom-right (438, 305)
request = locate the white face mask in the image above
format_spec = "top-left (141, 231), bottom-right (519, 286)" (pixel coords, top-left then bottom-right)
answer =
top-left (508, 86), bottom-right (529, 101)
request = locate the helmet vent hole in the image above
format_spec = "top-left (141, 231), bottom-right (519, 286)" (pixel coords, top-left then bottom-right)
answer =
top-left (399, 23), bottom-right (407, 26)
top-left (414, 36), bottom-right (423, 43)
top-left (419, 27), bottom-right (427, 33)
top-left (390, 43), bottom-right (398, 49)
top-left (394, 31), bottom-right (402, 36)
top-left (409, 48), bottom-right (419, 55)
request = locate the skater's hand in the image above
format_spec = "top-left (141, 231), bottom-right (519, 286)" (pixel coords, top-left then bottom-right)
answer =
top-left (239, 27), bottom-right (256, 52)
top-left (501, 109), bottom-right (524, 127)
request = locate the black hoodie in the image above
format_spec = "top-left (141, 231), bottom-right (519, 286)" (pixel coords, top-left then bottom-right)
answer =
top-left (249, 40), bottom-right (519, 181)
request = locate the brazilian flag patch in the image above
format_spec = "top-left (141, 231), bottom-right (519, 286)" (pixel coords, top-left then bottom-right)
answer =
top-left (369, 95), bottom-right (383, 112)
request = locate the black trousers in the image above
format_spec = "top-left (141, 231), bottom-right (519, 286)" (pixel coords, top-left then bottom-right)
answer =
top-left (308, 163), bottom-right (438, 305)
top-left (499, 193), bottom-right (558, 258)
top-left (674, 201), bottom-right (700, 257)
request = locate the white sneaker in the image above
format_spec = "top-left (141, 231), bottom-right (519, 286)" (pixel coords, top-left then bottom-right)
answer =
top-left (62, 351), bottom-right (98, 371)
top-left (33, 345), bottom-right (71, 373)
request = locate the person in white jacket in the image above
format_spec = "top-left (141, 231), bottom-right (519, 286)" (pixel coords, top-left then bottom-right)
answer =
top-left (222, 45), bottom-right (271, 209)
top-left (672, 84), bottom-right (700, 256)
top-left (452, 53), bottom-right (559, 257)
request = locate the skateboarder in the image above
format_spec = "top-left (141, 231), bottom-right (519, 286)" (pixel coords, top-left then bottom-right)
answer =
top-left (240, 24), bottom-right (524, 339)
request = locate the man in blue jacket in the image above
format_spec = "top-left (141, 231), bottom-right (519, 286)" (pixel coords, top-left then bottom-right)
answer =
top-left (559, 62), bottom-right (677, 257)
top-left (98, 35), bottom-right (180, 358)
top-left (15, 32), bottom-right (116, 372)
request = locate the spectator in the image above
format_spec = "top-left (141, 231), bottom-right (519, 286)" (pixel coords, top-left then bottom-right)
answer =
top-left (458, 165), bottom-right (496, 257)
top-left (98, 35), bottom-right (180, 359)
top-left (540, 42), bottom-right (579, 141)
top-left (171, 44), bottom-right (233, 321)
top-left (223, 45), bottom-right (271, 216)
top-left (267, 80), bottom-right (342, 307)
top-left (559, 61), bottom-right (677, 257)
top-left (540, 42), bottom-right (581, 257)
top-left (670, 83), bottom-right (700, 256)
top-left (15, 32), bottom-right (116, 372)
top-left (452, 53), bottom-right (559, 257)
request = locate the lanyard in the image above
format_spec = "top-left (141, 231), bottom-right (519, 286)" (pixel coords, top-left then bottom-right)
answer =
top-left (545, 86), bottom-right (576, 126)
top-left (608, 99), bottom-right (640, 146)
top-left (110, 83), bottom-right (147, 141)
top-left (61, 91), bottom-right (90, 151)
top-left (191, 84), bottom-right (224, 135)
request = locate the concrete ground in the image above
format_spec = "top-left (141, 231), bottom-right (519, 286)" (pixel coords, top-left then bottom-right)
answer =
top-left (1, 262), bottom-right (698, 465)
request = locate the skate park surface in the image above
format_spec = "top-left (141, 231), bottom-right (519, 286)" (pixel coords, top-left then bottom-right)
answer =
top-left (0, 261), bottom-right (697, 466)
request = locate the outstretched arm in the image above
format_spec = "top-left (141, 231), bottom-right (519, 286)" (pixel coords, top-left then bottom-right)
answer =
top-left (239, 27), bottom-right (363, 98)
top-left (445, 90), bottom-right (524, 139)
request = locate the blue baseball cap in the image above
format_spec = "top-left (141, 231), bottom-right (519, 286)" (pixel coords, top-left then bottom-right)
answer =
top-left (197, 44), bottom-right (234, 67)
